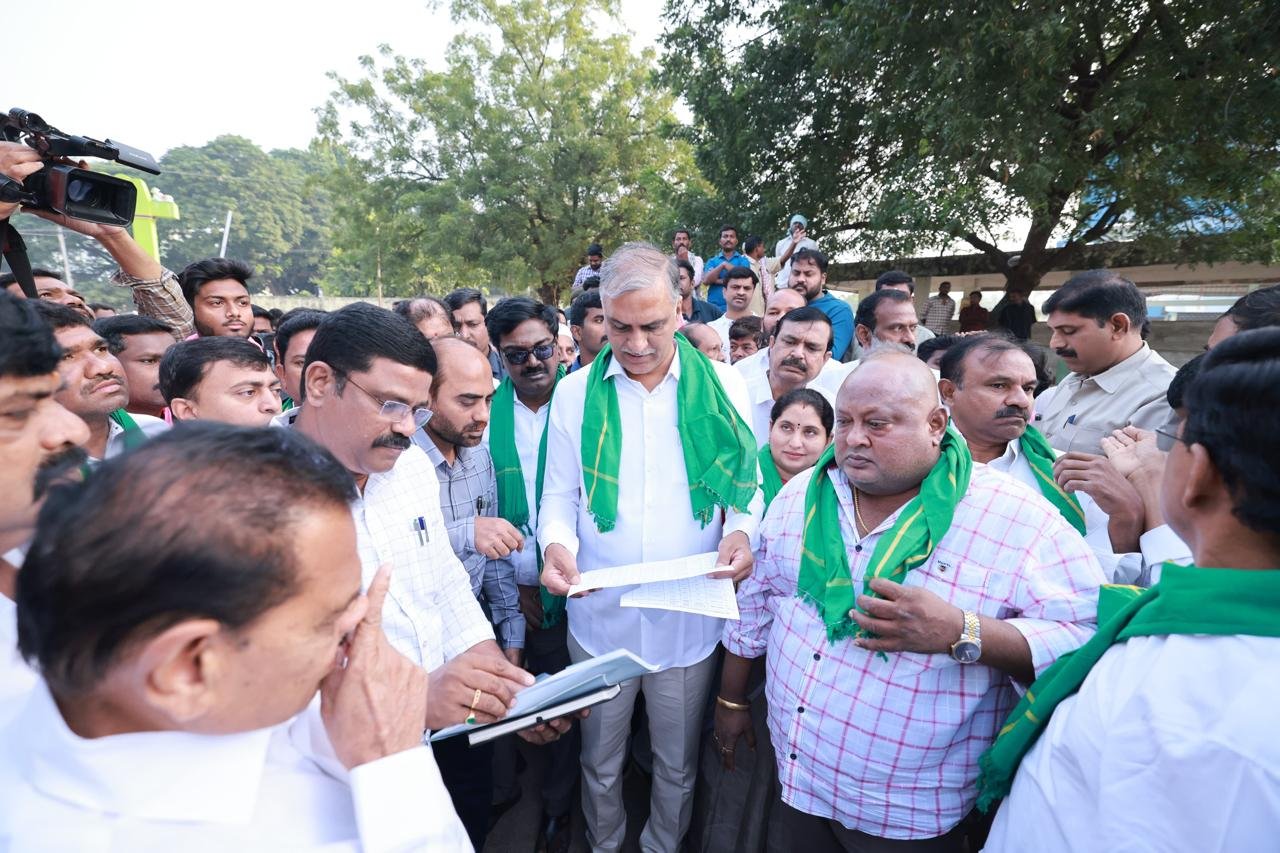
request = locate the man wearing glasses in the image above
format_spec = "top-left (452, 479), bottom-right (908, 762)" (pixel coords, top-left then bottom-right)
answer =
top-left (278, 303), bottom-right (570, 850)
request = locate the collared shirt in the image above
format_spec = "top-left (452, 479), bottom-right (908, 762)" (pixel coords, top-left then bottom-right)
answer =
top-left (572, 264), bottom-right (602, 290)
top-left (1033, 344), bottom-right (1177, 455)
top-left (708, 313), bottom-right (736, 358)
top-left (411, 432), bottom-right (524, 649)
top-left (702, 252), bottom-right (752, 310)
top-left (486, 395), bottom-right (552, 588)
top-left (101, 413), bottom-right (169, 461)
top-left (920, 294), bottom-right (956, 334)
top-left (772, 235), bottom-right (819, 290)
top-left (0, 684), bottom-right (472, 852)
top-left (724, 464), bottom-right (1103, 839)
top-left (734, 349), bottom-right (844, 446)
top-left (985, 633), bottom-right (1280, 852)
top-left (111, 267), bottom-right (196, 339)
top-left (274, 409), bottom-right (494, 672)
top-left (682, 297), bottom-right (723, 325)
top-left (958, 304), bottom-right (989, 332)
top-left (807, 292), bottom-right (854, 361)
top-left (538, 348), bottom-right (764, 670)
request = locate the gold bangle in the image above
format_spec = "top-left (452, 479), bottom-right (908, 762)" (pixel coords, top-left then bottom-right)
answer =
top-left (716, 695), bottom-right (750, 712)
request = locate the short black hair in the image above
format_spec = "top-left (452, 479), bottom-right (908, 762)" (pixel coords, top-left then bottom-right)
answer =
top-left (16, 423), bottom-right (357, 696)
top-left (1042, 269), bottom-right (1147, 329)
top-left (93, 315), bottom-right (176, 355)
top-left (875, 270), bottom-right (915, 294)
top-left (728, 315), bottom-right (763, 342)
top-left (855, 288), bottom-right (912, 333)
top-left (251, 304), bottom-right (272, 321)
top-left (725, 266), bottom-right (759, 287)
top-left (87, 303), bottom-right (116, 313)
top-left (773, 305), bottom-right (834, 352)
top-left (743, 235), bottom-right (764, 254)
top-left (791, 247), bottom-right (828, 274)
top-left (31, 300), bottom-right (91, 332)
top-left (1024, 343), bottom-right (1057, 396)
top-left (770, 387), bottom-right (834, 437)
top-left (444, 287), bottom-right (487, 317)
top-left (486, 296), bottom-right (558, 349)
top-left (916, 333), bottom-right (962, 366)
top-left (178, 258), bottom-right (254, 306)
top-left (1182, 328), bottom-right (1280, 535)
top-left (719, 223), bottom-right (739, 239)
top-left (587, 243), bottom-right (604, 256)
top-left (0, 292), bottom-right (62, 379)
top-left (674, 259), bottom-right (696, 283)
top-left (1222, 284), bottom-right (1280, 332)
top-left (568, 290), bottom-right (603, 327)
top-left (274, 308), bottom-right (328, 364)
top-left (302, 302), bottom-right (436, 401)
top-left (1166, 352), bottom-right (1205, 411)
top-left (159, 337), bottom-right (272, 403)
top-left (0, 267), bottom-right (64, 290)
top-left (673, 227), bottom-right (691, 239)
top-left (582, 275), bottom-right (601, 291)
top-left (937, 333), bottom-right (1026, 385)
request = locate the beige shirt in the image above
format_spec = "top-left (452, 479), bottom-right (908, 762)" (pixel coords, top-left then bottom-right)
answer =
top-left (1033, 343), bottom-right (1177, 455)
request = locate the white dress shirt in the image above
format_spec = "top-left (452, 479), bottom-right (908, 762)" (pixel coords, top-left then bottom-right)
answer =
top-left (274, 409), bottom-right (494, 671)
top-left (1033, 343), bottom-right (1177, 455)
top-left (772, 235), bottom-right (818, 289)
top-left (0, 685), bottom-right (472, 852)
top-left (734, 349), bottom-right (845, 446)
top-left (538, 348), bottom-right (764, 670)
top-left (708, 313), bottom-right (735, 358)
top-left (985, 634), bottom-right (1280, 853)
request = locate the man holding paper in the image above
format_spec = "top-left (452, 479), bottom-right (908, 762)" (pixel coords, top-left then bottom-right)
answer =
top-left (540, 241), bottom-right (763, 852)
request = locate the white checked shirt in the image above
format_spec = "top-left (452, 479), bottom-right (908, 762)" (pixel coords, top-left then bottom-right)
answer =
top-left (724, 464), bottom-right (1104, 839)
top-left (275, 409), bottom-right (493, 671)
top-left (0, 685), bottom-right (472, 851)
top-left (538, 348), bottom-right (764, 670)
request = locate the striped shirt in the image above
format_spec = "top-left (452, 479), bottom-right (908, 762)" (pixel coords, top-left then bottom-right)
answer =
top-left (724, 464), bottom-right (1104, 839)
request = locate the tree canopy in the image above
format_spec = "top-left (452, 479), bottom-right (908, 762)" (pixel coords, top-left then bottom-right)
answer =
top-left (664, 0), bottom-right (1280, 291)
top-left (319, 0), bottom-right (703, 304)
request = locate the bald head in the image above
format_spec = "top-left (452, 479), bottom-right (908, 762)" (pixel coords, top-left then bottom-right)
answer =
top-left (764, 288), bottom-right (807, 336)
top-left (682, 323), bottom-right (724, 361)
top-left (833, 351), bottom-right (948, 496)
top-left (425, 336), bottom-right (495, 449)
top-left (430, 336), bottom-right (489, 389)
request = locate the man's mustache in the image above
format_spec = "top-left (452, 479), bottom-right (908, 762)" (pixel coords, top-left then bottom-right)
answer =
top-left (779, 356), bottom-right (807, 372)
top-left (1055, 348), bottom-right (1078, 359)
top-left (994, 406), bottom-right (1029, 421)
top-left (34, 446), bottom-right (89, 498)
top-left (372, 433), bottom-right (411, 451)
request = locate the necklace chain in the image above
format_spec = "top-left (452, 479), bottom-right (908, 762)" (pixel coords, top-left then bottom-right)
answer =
top-left (852, 486), bottom-right (870, 538)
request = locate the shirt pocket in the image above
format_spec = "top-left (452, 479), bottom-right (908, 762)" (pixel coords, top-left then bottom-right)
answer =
top-left (910, 553), bottom-right (994, 615)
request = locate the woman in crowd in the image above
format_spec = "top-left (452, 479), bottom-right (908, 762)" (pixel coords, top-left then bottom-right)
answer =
top-left (758, 388), bottom-right (834, 508)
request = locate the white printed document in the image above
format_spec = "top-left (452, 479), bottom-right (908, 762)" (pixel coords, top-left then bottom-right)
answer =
top-left (620, 574), bottom-right (740, 620)
top-left (566, 551), bottom-right (721, 596)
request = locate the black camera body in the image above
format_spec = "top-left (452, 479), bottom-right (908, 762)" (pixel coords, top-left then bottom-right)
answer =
top-left (0, 108), bottom-right (160, 227)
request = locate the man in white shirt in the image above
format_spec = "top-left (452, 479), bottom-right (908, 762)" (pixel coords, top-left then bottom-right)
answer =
top-left (938, 334), bottom-right (1187, 584)
top-left (773, 213), bottom-right (819, 290)
top-left (539, 242), bottom-right (762, 852)
top-left (735, 306), bottom-right (836, 444)
top-left (33, 301), bottom-right (168, 460)
top-left (0, 423), bottom-right (472, 851)
top-left (920, 280), bottom-right (957, 334)
top-left (281, 304), bottom-right (570, 848)
top-left (984, 328), bottom-right (1280, 852)
top-left (672, 227), bottom-right (704, 289)
top-left (0, 293), bottom-right (91, 710)
top-left (708, 266), bottom-right (759, 356)
top-left (1034, 270), bottom-right (1176, 454)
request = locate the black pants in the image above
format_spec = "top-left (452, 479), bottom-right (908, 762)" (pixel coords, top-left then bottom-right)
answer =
top-left (775, 800), bottom-right (967, 853)
top-left (435, 734), bottom-right (494, 850)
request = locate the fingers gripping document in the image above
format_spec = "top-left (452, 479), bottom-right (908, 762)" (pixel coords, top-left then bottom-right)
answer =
top-left (567, 551), bottom-right (740, 620)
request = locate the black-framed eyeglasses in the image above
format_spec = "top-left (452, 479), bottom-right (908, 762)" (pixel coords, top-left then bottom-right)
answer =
top-left (502, 342), bottom-right (556, 366)
top-left (343, 374), bottom-right (433, 429)
top-left (1153, 425), bottom-right (1183, 452)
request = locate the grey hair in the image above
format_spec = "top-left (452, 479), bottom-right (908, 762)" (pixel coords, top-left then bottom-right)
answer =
top-left (599, 241), bottom-right (680, 306)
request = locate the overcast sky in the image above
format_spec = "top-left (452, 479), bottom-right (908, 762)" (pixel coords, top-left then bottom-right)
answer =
top-left (8, 0), bottom-right (669, 157)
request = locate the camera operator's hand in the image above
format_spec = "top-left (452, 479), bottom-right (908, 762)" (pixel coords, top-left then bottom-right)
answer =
top-left (0, 142), bottom-right (44, 221)
top-left (23, 207), bottom-right (123, 241)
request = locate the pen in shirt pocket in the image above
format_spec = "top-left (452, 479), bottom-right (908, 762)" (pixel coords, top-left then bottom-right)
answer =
top-left (412, 516), bottom-right (428, 546)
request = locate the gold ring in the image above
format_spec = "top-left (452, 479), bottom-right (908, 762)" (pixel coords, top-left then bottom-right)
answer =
top-left (469, 688), bottom-right (483, 712)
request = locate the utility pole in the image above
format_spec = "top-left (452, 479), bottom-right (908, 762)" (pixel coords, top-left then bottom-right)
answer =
top-left (55, 229), bottom-right (74, 286)
top-left (219, 210), bottom-right (233, 257)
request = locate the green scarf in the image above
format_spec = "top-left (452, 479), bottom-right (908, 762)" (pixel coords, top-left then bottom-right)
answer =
top-left (491, 365), bottom-right (567, 628)
top-left (759, 444), bottom-right (784, 509)
top-left (796, 425), bottom-right (972, 643)
top-left (1019, 425), bottom-right (1086, 536)
top-left (580, 335), bottom-right (758, 532)
top-left (976, 562), bottom-right (1280, 811)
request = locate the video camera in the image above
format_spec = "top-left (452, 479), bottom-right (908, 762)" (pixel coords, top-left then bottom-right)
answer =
top-left (0, 108), bottom-right (160, 227)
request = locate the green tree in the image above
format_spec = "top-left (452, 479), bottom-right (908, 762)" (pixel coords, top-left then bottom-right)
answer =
top-left (665, 0), bottom-right (1280, 292)
top-left (156, 136), bottom-right (334, 295)
top-left (319, 0), bottom-right (703, 305)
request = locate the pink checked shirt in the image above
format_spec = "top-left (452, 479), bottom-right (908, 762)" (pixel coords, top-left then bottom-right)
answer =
top-left (723, 464), bottom-right (1105, 840)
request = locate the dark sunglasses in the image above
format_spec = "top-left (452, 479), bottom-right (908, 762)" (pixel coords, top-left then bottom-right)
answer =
top-left (503, 342), bottom-right (556, 365)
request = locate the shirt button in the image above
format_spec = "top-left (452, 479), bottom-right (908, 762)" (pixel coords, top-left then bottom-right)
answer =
top-left (854, 544), bottom-right (862, 552)
top-left (812, 652), bottom-right (821, 661)
top-left (797, 706), bottom-right (804, 714)
top-left (789, 752), bottom-right (798, 760)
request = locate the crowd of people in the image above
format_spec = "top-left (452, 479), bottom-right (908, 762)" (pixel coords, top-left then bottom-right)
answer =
top-left (2, 150), bottom-right (1280, 853)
